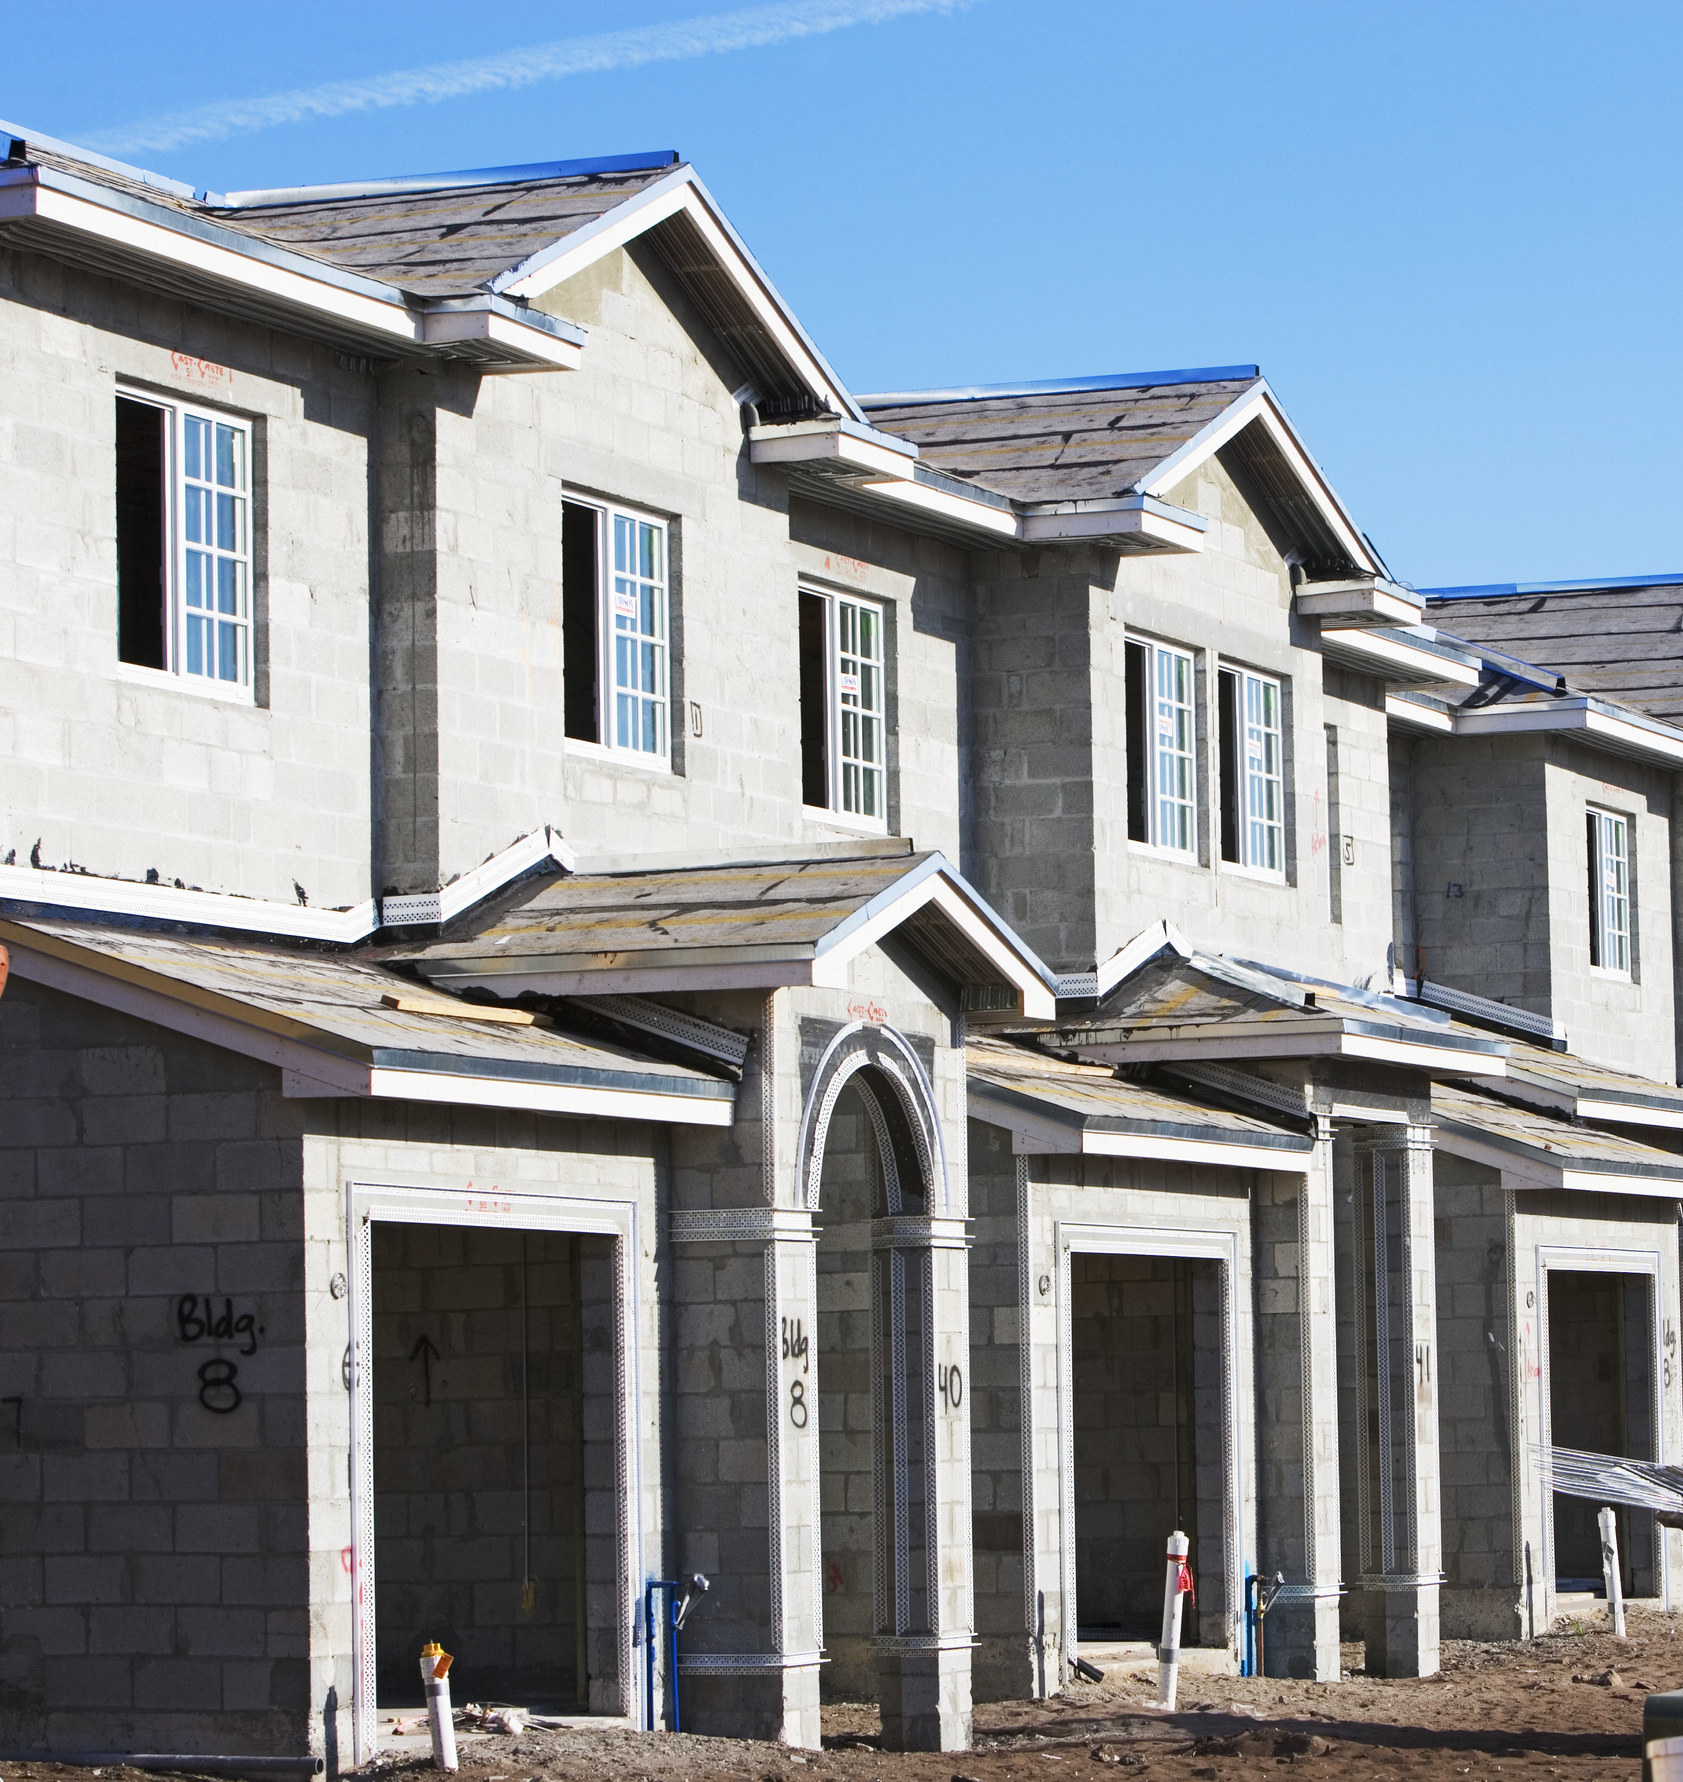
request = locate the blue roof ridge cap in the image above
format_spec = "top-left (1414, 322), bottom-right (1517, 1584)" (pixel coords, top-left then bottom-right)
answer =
top-left (0, 114), bottom-right (206, 202)
top-left (215, 151), bottom-right (682, 210)
top-left (856, 366), bottom-right (1263, 406)
top-left (1423, 573), bottom-right (1683, 599)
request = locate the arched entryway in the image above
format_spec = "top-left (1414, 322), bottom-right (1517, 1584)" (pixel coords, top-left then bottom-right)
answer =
top-left (797, 1025), bottom-right (971, 1750)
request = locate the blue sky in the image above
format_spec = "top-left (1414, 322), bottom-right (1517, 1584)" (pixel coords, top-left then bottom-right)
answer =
top-left (10, 0), bottom-right (1681, 587)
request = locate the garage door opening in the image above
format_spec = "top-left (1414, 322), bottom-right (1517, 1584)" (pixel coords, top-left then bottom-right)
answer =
top-left (1070, 1253), bottom-right (1226, 1646)
top-left (370, 1224), bottom-right (618, 1714)
top-left (1548, 1269), bottom-right (1656, 1597)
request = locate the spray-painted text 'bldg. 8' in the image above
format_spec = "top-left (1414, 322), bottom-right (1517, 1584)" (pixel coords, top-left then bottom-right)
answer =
top-left (5, 117), bottom-right (1683, 1764)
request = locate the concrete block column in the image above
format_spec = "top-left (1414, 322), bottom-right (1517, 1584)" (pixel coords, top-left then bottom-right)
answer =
top-left (1353, 1127), bottom-right (1442, 1678)
top-left (870, 1218), bottom-right (974, 1751)
top-left (1254, 1118), bottom-right (1343, 1678)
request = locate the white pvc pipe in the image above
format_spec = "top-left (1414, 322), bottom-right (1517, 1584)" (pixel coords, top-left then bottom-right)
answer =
top-left (1157, 1531), bottom-right (1191, 1709)
top-left (420, 1643), bottom-right (460, 1771)
top-left (1600, 1506), bottom-right (1626, 1638)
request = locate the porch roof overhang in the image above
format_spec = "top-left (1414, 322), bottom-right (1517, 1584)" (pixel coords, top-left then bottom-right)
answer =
top-left (0, 917), bottom-right (736, 1124)
top-left (1431, 1083), bottom-right (1683, 1195)
top-left (967, 1038), bottom-right (1313, 1170)
top-left (1459, 1040), bottom-right (1683, 1133)
top-left (393, 847), bottom-right (1059, 1019)
top-left (1052, 928), bottom-right (1508, 1077)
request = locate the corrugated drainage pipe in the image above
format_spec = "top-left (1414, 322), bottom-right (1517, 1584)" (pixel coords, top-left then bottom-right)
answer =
top-left (0, 1757), bottom-right (323, 1776)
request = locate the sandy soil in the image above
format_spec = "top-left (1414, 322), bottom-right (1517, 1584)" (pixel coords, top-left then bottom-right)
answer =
top-left (5, 1611), bottom-right (1680, 1782)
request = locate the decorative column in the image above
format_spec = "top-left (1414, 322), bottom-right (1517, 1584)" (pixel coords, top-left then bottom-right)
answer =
top-left (1254, 1116), bottom-right (1343, 1678)
top-left (870, 1214), bottom-right (974, 1751)
top-left (1353, 1126), bottom-right (1442, 1677)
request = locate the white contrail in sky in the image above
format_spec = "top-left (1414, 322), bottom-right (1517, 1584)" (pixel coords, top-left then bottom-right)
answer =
top-left (91, 0), bottom-right (973, 154)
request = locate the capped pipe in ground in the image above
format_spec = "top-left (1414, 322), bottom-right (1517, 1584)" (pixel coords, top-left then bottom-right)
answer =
top-left (420, 1641), bottom-right (459, 1771)
top-left (1156, 1531), bottom-right (1193, 1709)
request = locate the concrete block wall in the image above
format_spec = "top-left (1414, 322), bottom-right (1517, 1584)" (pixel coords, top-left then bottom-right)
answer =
top-left (1406, 734), bottom-right (1552, 1012)
top-left (1540, 741), bottom-right (1676, 1079)
top-left (0, 968), bottom-right (666, 1754)
top-left (0, 245), bottom-right (375, 912)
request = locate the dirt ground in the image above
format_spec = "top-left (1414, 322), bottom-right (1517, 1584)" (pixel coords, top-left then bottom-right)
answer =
top-left (5, 1611), bottom-right (1680, 1782)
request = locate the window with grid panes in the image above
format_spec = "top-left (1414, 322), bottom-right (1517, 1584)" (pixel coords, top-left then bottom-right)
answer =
top-left (1587, 807), bottom-right (1632, 976)
top-left (115, 393), bottom-right (252, 690)
top-left (561, 497), bottom-right (671, 762)
top-left (1217, 665), bottom-right (1285, 874)
top-left (798, 588), bottom-right (887, 827)
top-left (1124, 638), bottom-right (1196, 855)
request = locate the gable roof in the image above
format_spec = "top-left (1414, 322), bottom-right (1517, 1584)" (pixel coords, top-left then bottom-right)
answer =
top-left (388, 850), bottom-right (1058, 1018)
top-left (0, 122), bottom-right (858, 411)
top-left (0, 915), bottom-right (734, 1124)
top-left (856, 370), bottom-right (1381, 576)
top-left (1421, 578), bottom-right (1683, 726)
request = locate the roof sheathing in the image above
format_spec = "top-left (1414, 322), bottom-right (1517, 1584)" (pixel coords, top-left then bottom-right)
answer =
top-left (1425, 583), bottom-right (1683, 726)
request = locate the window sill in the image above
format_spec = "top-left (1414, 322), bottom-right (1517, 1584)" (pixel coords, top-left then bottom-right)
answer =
top-left (1589, 965), bottom-right (1635, 984)
top-left (115, 660), bottom-right (256, 707)
top-left (802, 804), bottom-right (890, 837)
top-left (1219, 859), bottom-right (1288, 886)
top-left (565, 736), bottom-right (674, 776)
top-left (1127, 839), bottom-right (1203, 868)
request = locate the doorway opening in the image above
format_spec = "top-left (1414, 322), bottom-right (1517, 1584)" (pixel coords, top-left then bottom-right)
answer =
top-left (1070, 1253), bottom-right (1226, 1645)
top-left (370, 1224), bottom-right (617, 1714)
top-left (1548, 1269), bottom-right (1657, 1596)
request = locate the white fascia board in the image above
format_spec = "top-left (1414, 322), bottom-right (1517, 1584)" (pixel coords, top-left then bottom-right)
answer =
top-left (1080, 1130), bottom-right (1311, 1170)
top-left (1575, 1097), bottom-right (1683, 1130)
top-left (1452, 699), bottom-right (1683, 768)
top-left (1296, 581), bottom-right (1425, 626)
top-left (382, 826), bottom-right (574, 928)
top-left (496, 172), bottom-right (856, 418)
top-left (749, 420), bottom-right (918, 479)
top-left (852, 475), bottom-right (1020, 540)
top-left (418, 307), bottom-right (583, 370)
top-left (1430, 1123), bottom-right (1561, 1185)
top-left (1139, 384), bottom-right (1379, 575)
top-left (0, 861), bottom-right (376, 941)
top-left (812, 862), bottom-right (1058, 1018)
top-left (1075, 1028), bottom-right (1506, 1074)
top-left (1559, 1167), bottom-right (1683, 1196)
top-left (1094, 919), bottom-right (1192, 999)
top-left (1319, 627), bottom-right (1481, 687)
top-left (1018, 500), bottom-right (1206, 554)
top-left (0, 176), bottom-right (419, 346)
top-left (1386, 693), bottom-right (1455, 734)
top-left (361, 1067), bottom-right (732, 1126)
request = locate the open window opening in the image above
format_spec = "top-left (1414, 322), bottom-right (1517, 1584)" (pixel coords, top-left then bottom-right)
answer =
top-left (562, 496), bottom-right (669, 759)
top-left (1070, 1254), bottom-right (1227, 1653)
top-left (1587, 808), bottom-right (1632, 977)
top-left (1547, 1270), bottom-right (1656, 1598)
top-left (800, 588), bottom-right (887, 828)
top-left (370, 1225), bottom-right (622, 1729)
top-left (1123, 638), bottom-right (1195, 855)
top-left (1218, 665), bottom-right (1284, 874)
top-left (115, 392), bottom-right (252, 688)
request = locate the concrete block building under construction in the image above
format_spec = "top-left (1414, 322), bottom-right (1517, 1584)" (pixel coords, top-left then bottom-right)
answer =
top-left (5, 117), bottom-right (1683, 1761)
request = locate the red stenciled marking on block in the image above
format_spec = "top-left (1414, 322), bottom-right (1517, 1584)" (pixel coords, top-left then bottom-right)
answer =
top-left (341, 1546), bottom-right (355, 1572)
top-left (847, 1000), bottom-right (888, 1025)
top-left (466, 1197), bottom-right (514, 1215)
top-left (824, 552), bottom-right (869, 579)
top-left (170, 351), bottom-right (233, 385)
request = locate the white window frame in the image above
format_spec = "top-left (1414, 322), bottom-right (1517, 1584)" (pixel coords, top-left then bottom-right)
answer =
top-left (567, 496), bottom-right (672, 765)
top-left (1229, 665), bottom-right (1286, 878)
top-left (1133, 638), bottom-right (1197, 857)
top-left (802, 588), bottom-right (888, 832)
top-left (117, 388), bottom-right (254, 700)
top-left (1588, 806), bottom-right (1633, 978)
